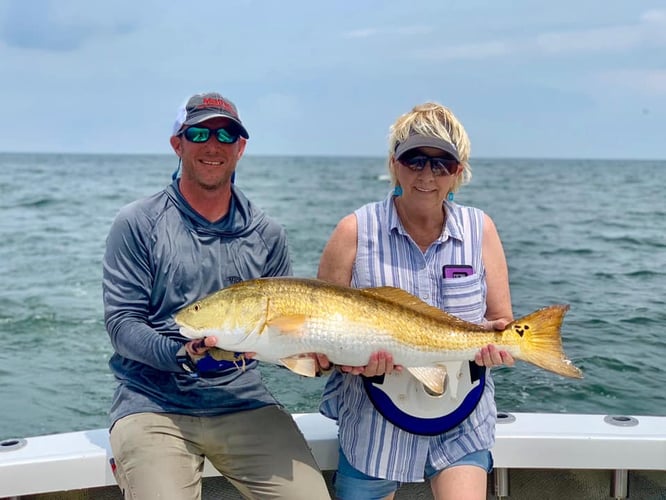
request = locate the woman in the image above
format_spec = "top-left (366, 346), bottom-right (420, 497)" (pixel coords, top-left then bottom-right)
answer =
top-left (317, 102), bottom-right (514, 500)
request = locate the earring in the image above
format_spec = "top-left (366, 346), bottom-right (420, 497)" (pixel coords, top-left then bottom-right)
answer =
top-left (447, 192), bottom-right (454, 201)
top-left (393, 185), bottom-right (403, 196)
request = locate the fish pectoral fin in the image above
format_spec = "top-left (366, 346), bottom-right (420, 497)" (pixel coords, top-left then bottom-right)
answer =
top-left (408, 366), bottom-right (448, 396)
top-left (267, 315), bottom-right (308, 335)
top-left (280, 354), bottom-right (317, 377)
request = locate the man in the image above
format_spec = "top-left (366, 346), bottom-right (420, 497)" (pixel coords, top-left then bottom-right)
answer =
top-left (103, 92), bottom-right (330, 499)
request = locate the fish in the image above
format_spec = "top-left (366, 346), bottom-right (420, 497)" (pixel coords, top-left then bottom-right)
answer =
top-left (174, 277), bottom-right (582, 395)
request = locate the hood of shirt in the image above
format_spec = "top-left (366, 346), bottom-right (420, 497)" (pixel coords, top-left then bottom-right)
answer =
top-left (164, 179), bottom-right (263, 238)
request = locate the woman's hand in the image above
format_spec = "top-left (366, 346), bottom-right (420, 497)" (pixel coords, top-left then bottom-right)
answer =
top-left (474, 344), bottom-right (515, 367)
top-left (475, 318), bottom-right (515, 367)
top-left (338, 351), bottom-right (403, 377)
top-left (313, 353), bottom-right (335, 376)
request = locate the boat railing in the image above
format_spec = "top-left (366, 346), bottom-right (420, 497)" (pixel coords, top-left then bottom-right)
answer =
top-left (1, 412), bottom-right (665, 499)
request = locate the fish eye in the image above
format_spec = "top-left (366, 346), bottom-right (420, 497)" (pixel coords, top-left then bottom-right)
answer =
top-left (194, 304), bottom-right (200, 312)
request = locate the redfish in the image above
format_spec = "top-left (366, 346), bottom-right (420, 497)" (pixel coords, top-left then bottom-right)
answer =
top-left (175, 277), bottom-right (582, 394)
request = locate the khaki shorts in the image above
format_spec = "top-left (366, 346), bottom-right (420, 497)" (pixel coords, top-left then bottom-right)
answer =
top-left (110, 405), bottom-right (330, 500)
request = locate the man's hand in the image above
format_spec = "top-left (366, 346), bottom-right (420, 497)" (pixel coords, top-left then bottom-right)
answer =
top-left (184, 336), bottom-right (218, 360)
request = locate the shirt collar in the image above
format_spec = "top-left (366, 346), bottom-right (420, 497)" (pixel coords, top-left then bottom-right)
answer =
top-left (385, 194), bottom-right (465, 243)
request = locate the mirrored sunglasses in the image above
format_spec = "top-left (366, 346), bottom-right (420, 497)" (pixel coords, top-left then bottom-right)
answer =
top-left (181, 126), bottom-right (240, 144)
top-left (398, 154), bottom-right (458, 176)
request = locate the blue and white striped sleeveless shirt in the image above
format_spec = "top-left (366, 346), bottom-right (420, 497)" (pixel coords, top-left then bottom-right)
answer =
top-left (320, 194), bottom-right (497, 482)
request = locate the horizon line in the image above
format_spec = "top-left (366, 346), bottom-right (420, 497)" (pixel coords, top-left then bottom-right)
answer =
top-left (0, 150), bottom-right (664, 163)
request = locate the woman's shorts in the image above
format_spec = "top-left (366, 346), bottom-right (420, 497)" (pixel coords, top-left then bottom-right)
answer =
top-left (334, 447), bottom-right (493, 500)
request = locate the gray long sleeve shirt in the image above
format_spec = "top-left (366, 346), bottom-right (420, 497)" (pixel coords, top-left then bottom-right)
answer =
top-left (103, 179), bottom-right (292, 427)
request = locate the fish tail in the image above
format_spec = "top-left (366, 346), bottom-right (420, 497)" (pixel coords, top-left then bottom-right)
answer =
top-left (509, 305), bottom-right (583, 378)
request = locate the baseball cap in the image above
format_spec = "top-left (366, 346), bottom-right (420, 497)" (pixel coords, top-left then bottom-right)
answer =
top-left (394, 133), bottom-right (460, 162)
top-left (172, 92), bottom-right (249, 139)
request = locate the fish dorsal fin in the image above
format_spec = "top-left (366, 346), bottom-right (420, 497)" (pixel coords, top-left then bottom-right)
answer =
top-left (361, 286), bottom-right (476, 329)
top-left (361, 286), bottom-right (436, 311)
top-left (280, 354), bottom-right (317, 377)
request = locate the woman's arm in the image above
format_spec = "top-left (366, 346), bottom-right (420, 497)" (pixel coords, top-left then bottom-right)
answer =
top-left (476, 213), bottom-right (515, 367)
top-left (482, 213), bottom-right (513, 326)
top-left (317, 213), bottom-right (358, 286)
top-left (316, 214), bottom-right (397, 376)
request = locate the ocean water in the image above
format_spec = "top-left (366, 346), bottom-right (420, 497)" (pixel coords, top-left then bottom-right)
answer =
top-left (0, 153), bottom-right (664, 441)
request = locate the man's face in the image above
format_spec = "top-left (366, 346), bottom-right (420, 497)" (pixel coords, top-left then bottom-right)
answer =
top-left (171, 116), bottom-right (246, 191)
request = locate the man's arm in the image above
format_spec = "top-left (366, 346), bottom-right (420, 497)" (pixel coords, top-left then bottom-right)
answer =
top-left (103, 208), bottom-right (183, 371)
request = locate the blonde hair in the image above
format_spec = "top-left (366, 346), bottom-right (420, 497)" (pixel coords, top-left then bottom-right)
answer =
top-left (388, 102), bottom-right (472, 192)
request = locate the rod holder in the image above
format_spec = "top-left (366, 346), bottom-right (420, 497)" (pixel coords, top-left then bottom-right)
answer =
top-left (611, 469), bottom-right (628, 499)
top-left (494, 467), bottom-right (509, 498)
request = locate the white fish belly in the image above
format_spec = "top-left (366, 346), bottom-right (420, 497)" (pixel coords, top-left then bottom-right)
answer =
top-left (189, 318), bottom-right (507, 367)
top-left (253, 318), bottom-right (484, 367)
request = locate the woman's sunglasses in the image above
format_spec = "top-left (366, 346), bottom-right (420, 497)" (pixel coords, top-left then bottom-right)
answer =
top-left (398, 154), bottom-right (459, 176)
top-left (181, 126), bottom-right (240, 144)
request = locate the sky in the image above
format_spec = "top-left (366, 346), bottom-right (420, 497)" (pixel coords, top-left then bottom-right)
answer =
top-left (0, 0), bottom-right (665, 159)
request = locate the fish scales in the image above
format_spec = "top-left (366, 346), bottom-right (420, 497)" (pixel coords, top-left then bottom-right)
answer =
top-left (267, 279), bottom-right (504, 356)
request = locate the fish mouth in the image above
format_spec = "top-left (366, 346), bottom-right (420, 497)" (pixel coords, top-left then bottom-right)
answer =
top-left (177, 324), bottom-right (254, 349)
top-left (178, 325), bottom-right (203, 340)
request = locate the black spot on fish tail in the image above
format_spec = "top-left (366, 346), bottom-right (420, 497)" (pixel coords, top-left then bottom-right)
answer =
top-left (513, 324), bottom-right (528, 337)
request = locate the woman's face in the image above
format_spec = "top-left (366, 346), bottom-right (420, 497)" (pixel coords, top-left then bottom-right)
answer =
top-left (393, 146), bottom-right (461, 208)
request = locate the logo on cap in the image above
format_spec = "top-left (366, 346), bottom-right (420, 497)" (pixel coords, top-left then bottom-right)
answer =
top-left (195, 97), bottom-right (237, 118)
top-left (173, 92), bottom-right (249, 139)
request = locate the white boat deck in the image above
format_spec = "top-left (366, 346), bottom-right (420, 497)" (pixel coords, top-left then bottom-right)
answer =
top-left (0, 412), bottom-right (664, 498)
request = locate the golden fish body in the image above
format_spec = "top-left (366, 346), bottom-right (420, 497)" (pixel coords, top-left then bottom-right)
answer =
top-left (175, 277), bottom-right (582, 391)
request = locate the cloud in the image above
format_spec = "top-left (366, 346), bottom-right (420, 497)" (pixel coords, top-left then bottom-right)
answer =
top-left (418, 41), bottom-right (511, 60)
top-left (536, 26), bottom-right (643, 54)
top-left (0, 0), bottom-right (154, 51)
top-left (642, 9), bottom-right (666, 23)
top-left (416, 9), bottom-right (666, 61)
top-left (343, 28), bottom-right (379, 39)
top-left (342, 25), bottom-right (432, 39)
top-left (536, 10), bottom-right (666, 54)
top-left (597, 69), bottom-right (666, 96)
